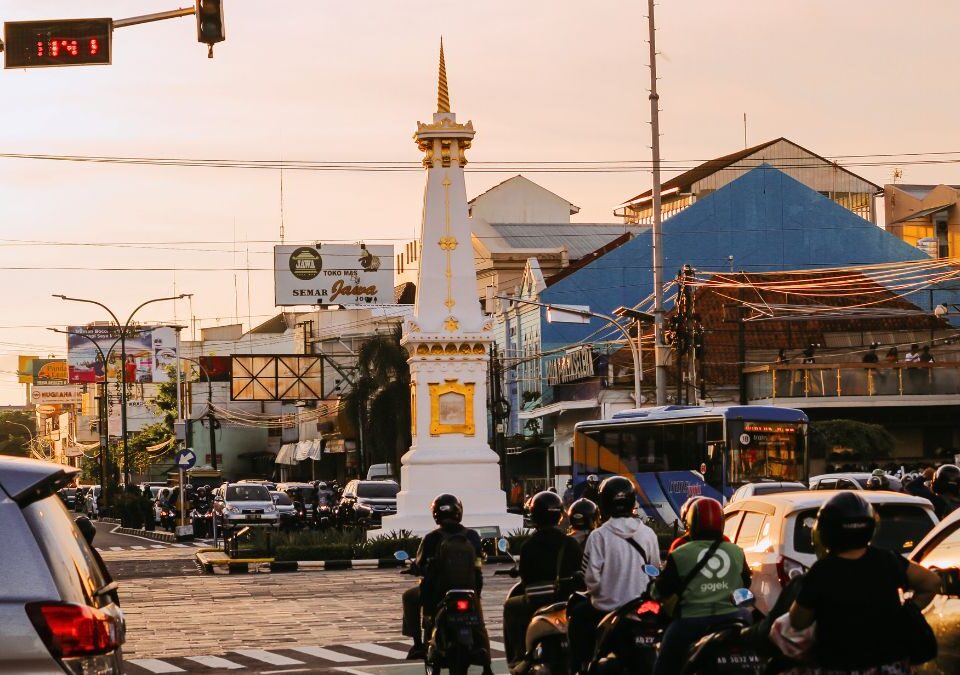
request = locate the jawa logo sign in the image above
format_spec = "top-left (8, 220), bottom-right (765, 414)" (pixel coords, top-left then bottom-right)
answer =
top-left (275, 244), bottom-right (394, 307)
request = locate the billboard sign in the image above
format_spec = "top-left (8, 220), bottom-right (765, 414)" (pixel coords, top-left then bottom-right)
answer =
top-left (32, 385), bottom-right (83, 406)
top-left (18, 355), bottom-right (38, 383)
top-left (33, 359), bottom-right (69, 385)
top-left (67, 325), bottom-right (177, 383)
top-left (274, 244), bottom-right (393, 307)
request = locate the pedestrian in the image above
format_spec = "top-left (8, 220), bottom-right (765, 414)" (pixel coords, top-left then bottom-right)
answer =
top-left (775, 348), bottom-right (790, 364)
top-left (861, 343), bottom-right (879, 364)
top-left (801, 344), bottom-right (816, 364)
top-left (509, 479), bottom-right (523, 509)
top-left (884, 346), bottom-right (899, 363)
top-left (920, 345), bottom-right (935, 363)
top-left (905, 344), bottom-right (921, 363)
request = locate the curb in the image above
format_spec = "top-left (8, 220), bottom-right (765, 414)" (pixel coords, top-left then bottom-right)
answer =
top-left (195, 550), bottom-right (407, 575)
top-left (113, 527), bottom-right (181, 543)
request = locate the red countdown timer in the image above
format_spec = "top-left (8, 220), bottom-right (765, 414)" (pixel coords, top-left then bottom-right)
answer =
top-left (4, 18), bottom-right (112, 69)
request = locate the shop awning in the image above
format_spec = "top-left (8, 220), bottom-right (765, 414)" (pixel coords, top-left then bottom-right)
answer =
top-left (517, 399), bottom-right (598, 420)
top-left (274, 443), bottom-right (298, 465)
top-left (306, 439), bottom-right (323, 461)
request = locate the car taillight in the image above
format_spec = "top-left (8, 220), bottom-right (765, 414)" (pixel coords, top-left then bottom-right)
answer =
top-left (776, 555), bottom-right (806, 587)
top-left (636, 600), bottom-right (661, 616)
top-left (454, 599), bottom-right (471, 612)
top-left (26, 602), bottom-right (120, 657)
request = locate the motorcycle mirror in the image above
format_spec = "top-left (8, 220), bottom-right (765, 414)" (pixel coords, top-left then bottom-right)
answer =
top-left (731, 588), bottom-right (755, 608)
top-left (497, 537), bottom-right (509, 553)
top-left (393, 550), bottom-right (410, 562)
top-left (643, 564), bottom-right (660, 578)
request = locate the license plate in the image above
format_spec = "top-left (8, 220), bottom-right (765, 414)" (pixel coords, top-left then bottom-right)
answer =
top-left (248, 514), bottom-right (261, 520)
top-left (634, 635), bottom-right (657, 646)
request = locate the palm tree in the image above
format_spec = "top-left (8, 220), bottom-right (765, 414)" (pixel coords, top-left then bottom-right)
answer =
top-left (345, 324), bottom-right (411, 478)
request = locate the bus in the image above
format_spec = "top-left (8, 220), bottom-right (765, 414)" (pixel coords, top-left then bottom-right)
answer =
top-left (572, 405), bottom-right (808, 525)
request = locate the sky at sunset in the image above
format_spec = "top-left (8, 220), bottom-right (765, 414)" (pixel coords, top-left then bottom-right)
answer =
top-left (0, 0), bottom-right (958, 404)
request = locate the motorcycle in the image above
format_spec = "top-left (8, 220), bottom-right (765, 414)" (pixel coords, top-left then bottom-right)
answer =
top-left (158, 503), bottom-right (177, 531)
top-left (191, 501), bottom-right (213, 538)
top-left (582, 563), bottom-right (663, 675)
top-left (681, 589), bottom-right (765, 675)
top-left (394, 550), bottom-right (493, 675)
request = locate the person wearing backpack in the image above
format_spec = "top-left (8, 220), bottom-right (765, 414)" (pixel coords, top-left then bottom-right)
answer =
top-left (568, 476), bottom-right (660, 674)
top-left (652, 497), bottom-right (752, 675)
top-left (401, 493), bottom-right (493, 674)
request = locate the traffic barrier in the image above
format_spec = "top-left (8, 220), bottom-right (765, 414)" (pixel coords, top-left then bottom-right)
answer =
top-left (195, 550), bottom-right (517, 575)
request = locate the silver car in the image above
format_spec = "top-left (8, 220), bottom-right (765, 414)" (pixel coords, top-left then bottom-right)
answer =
top-left (0, 455), bottom-right (125, 673)
top-left (213, 483), bottom-right (280, 531)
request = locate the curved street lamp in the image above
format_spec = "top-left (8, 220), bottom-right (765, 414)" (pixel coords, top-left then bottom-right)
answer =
top-left (52, 293), bottom-right (191, 486)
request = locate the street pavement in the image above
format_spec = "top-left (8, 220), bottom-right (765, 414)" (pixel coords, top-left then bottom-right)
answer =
top-left (97, 534), bottom-right (516, 674)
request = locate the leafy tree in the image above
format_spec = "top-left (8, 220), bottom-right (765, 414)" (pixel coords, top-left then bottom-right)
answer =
top-left (0, 410), bottom-right (36, 457)
top-left (344, 325), bottom-right (411, 478)
top-left (810, 419), bottom-right (895, 463)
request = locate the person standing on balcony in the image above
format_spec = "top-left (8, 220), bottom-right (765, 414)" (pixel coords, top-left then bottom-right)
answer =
top-left (905, 344), bottom-right (921, 363)
top-left (884, 346), bottom-right (899, 363)
top-left (861, 344), bottom-right (879, 363)
top-left (920, 345), bottom-right (935, 363)
top-left (776, 349), bottom-right (790, 364)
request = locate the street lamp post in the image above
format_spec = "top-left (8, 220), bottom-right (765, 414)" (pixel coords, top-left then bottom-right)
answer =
top-left (53, 294), bottom-right (190, 486)
top-left (495, 296), bottom-right (651, 406)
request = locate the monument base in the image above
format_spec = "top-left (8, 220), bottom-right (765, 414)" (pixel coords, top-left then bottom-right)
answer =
top-left (381, 446), bottom-right (522, 537)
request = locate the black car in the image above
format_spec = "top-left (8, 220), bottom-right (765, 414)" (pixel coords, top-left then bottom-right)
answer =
top-left (339, 480), bottom-right (399, 525)
top-left (58, 487), bottom-right (78, 510)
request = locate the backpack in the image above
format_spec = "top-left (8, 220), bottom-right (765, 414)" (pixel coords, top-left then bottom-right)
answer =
top-left (425, 532), bottom-right (478, 606)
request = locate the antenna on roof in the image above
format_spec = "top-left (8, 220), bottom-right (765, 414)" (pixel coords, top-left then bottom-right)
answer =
top-left (743, 113), bottom-right (747, 148)
top-left (892, 168), bottom-right (903, 184)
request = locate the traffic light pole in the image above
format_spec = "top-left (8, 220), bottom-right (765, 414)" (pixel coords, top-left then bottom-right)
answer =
top-left (113, 7), bottom-right (196, 29)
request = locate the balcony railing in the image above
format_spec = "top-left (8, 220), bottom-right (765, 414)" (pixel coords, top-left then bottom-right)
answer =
top-left (744, 363), bottom-right (960, 403)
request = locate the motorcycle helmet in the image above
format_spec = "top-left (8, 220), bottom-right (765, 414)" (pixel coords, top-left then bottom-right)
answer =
top-left (685, 497), bottom-right (724, 540)
top-left (933, 464), bottom-right (960, 497)
top-left (679, 495), bottom-right (703, 523)
top-left (598, 476), bottom-right (637, 519)
top-left (813, 491), bottom-right (877, 554)
top-left (196, 485), bottom-right (207, 496)
top-left (567, 498), bottom-right (599, 532)
top-left (527, 490), bottom-right (564, 528)
top-left (566, 479), bottom-right (573, 489)
top-left (318, 482), bottom-right (329, 490)
top-left (431, 493), bottom-right (463, 525)
top-left (586, 474), bottom-right (600, 486)
top-left (865, 476), bottom-right (883, 490)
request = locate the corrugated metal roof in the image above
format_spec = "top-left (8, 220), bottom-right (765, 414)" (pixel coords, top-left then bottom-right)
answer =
top-left (489, 223), bottom-right (645, 260)
top-left (889, 203), bottom-right (954, 225)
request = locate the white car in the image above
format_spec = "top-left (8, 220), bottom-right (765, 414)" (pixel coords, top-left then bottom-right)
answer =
top-left (809, 472), bottom-right (903, 492)
top-left (724, 491), bottom-right (937, 615)
top-left (213, 483), bottom-right (280, 531)
top-left (728, 481), bottom-right (807, 504)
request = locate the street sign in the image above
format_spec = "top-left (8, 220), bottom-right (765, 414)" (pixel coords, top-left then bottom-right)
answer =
top-left (174, 448), bottom-right (196, 470)
top-left (4, 19), bottom-right (112, 69)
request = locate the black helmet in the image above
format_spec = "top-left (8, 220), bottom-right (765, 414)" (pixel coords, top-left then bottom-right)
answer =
top-left (527, 491), bottom-right (564, 528)
top-left (814, 491), bottom-right (877, 553)
top-left (586, 474), bottom-right (600, 485)
top-left (865, 476), bottom-right (883, 490)
top-left (318, 482), bottom-right (329, 489)
top-left (599, 476), bottom-right (637, 519)
top-left (933, 464), bottom-right (960, 497)
top-left (567, 498), bottom-right (599, 531)
top-left (431, 493), bottom-right (463, 525)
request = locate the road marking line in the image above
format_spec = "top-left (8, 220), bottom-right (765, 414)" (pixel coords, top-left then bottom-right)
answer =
top-left (262, 670), bottom-right (311, 674)
top-left (289, 646), bottom-right (365, 663)
top-left (170, 543), bottom-right (189, 547)
top-left (110, 546), bottom-right (124, 551)
top-left (185, 655), bottom-right (245, 669)
top-left (489, 640), bottom-right (506, 653)
top-left (149, 544), bottom-right (167, 549)
top-left (334, 669), bottom-right (371, 675)
top-left (131, 545), bottom-right (147, 550)
top-left (127, 658), bottom-right (185, 673)
top-left (233, 650), bottom-right (304, 666)
top-left (346, 643), bottom-right (411, 660)
top-left (192, 541), bottom-right (210, 547)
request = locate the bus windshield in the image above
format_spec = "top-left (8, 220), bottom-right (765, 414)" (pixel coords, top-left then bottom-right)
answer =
top-left (726, 419), bottom-right (805, 483)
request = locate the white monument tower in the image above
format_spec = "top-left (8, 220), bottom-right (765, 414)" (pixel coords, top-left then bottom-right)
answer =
top-left (383, 42), bottom-right (521, 535)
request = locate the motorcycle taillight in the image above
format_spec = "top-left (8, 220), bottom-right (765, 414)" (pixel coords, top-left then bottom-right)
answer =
top-left (636, 600), bottom-right (661, 616)
top-left (454, 599), bottom-right (471, 612)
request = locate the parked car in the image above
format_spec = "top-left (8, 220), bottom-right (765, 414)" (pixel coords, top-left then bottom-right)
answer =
top-left (339, 479), bottom-right (399, 524)
top-left (724, 491), bottom-right (937, 615)
top-left (0, 455), bottom-right (125, 673)
top-left (909, 507), bottom-right (960, 674)
top-left (728, 481), bottom-right (807, 504)
top-left (213, 482), bottom-right (280, 532)
top-left (58, 486), bottom-right (79, 510)
top-left (809, 472), bottom-right (903, 492)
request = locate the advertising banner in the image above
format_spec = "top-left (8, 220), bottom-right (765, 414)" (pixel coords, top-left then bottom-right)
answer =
top-left (67, 325), bottom-right (177, 384)
top-left (199, 355), bottom-right (232, 382)
top-left (18, 355), bottom-right (38, 383)
top-left (274, 244), bottom-right (394, 307)
top-left (32, 359), bottom-right (69, 385)
top-left (31, 385), bottom-right (83, 406)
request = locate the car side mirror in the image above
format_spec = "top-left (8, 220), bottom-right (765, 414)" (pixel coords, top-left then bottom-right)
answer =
top-left (935, 568), bottom-right (960, 597)
top-left (497, 537), bottom-right (510, 554)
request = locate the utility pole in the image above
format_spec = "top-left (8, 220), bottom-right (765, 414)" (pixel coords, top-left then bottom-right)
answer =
top-left (647, 0), bottom-right (667, 406)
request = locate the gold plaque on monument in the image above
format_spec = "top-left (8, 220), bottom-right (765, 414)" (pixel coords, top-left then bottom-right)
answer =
top-left (429, 380), bottom-right (475, 436)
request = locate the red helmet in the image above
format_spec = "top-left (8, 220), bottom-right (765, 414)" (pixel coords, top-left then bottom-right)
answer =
top-left (685, 497), bottom-right (724, 540)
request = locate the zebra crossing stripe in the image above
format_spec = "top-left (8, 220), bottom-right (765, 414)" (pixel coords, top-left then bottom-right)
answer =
top-left (346, 643), bottom-right (410, 660)
top-left (233, 649), bottom-right (304, 666)
top-left (149, 545), bottom-right (167, 549)
top-left (171, 543), bottom-right (189, 547)
top-left (185, 655), bottom-right (244, 669)
top-left (110, 546), bottom-right (124, 551)
top-left (127, 658), bottom-right (184, 673)
top-left (489, 640), bottom-right (506, 653)
top-left (289, 645), bottom-right (364, 663)
top-left (131, 545), bottom-right (147, 550)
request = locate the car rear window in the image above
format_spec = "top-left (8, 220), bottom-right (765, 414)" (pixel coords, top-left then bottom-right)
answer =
top-left (271, 493), bottom-right (293, 506)
top-left (226, 485), bottom-right (270, 501)
top-left (22, 495), bottom-right (110, 607)
top-left (357, 482), bottom-right (399, 499)
top-left (792, 504), bottom-right (935, 554)
top-left (755, 484), bottom-right (805, 495)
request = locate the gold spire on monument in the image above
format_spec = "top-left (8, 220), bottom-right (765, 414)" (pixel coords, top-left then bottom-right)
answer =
top-left (437, 39), bottom-right (451, 114)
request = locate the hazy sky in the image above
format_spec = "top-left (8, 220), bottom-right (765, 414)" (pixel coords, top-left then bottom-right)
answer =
top-left (0, 1), bottom-right (958, 404)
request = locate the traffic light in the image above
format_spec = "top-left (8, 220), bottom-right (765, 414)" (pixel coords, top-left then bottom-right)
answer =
top-left (4, 18), bottom-right (112, 69)
top-left (195, 0), bottom-right (224, 57)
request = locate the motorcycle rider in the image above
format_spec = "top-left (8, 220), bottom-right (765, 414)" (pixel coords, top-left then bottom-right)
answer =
top-left (503, 491), bottom-right (583, 666)
top-left (566, 497), bottom-right (599, 547)
top-left (652, 497), bottom-right (751, 675)
top-left (316, 481), bottom-right (336, 507)
top-left (568, 476), bottom-right (660, 674)
top-left (579, 474), bottom-right (600, 504)
top-left (931, 464), bottom-right (960, 519)
top-left (788, 491), bottom-right (939, 672)
top-left (562, 479), bottom-right (576, 508)
top-left (192, 486), bottom-right (211, 537)
top-left (401, 494), bottom-right (493, 675)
